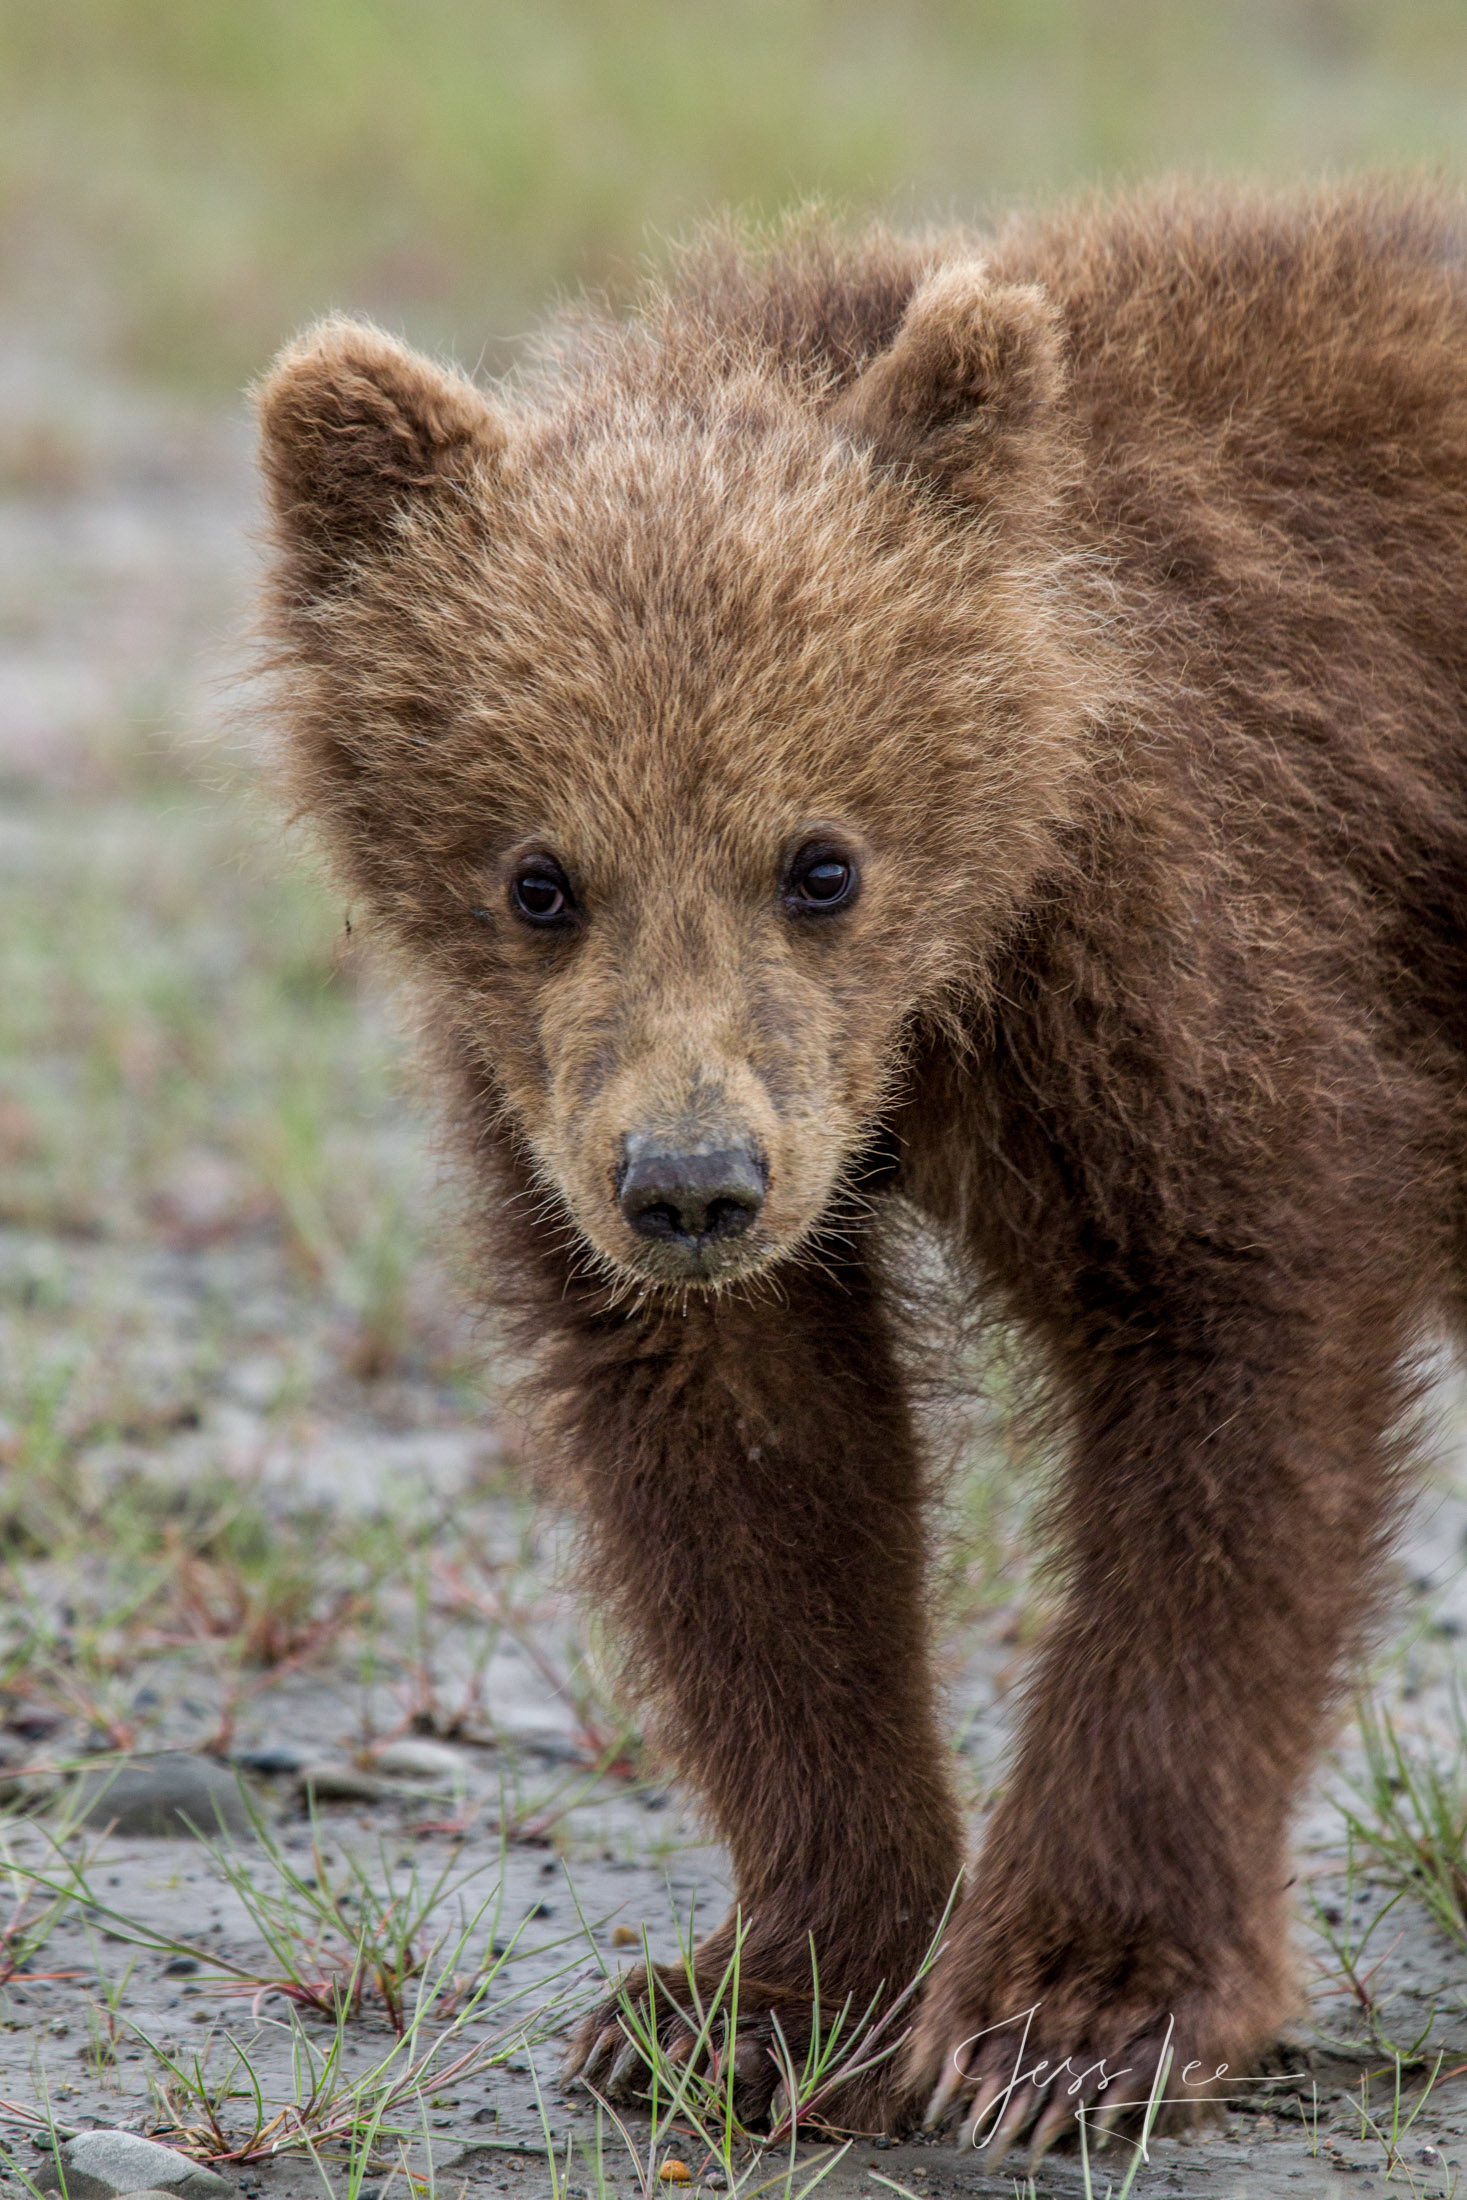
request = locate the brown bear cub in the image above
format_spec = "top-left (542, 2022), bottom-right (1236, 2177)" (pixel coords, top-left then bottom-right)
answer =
top-left (256, 181), bottom-right (1467, 2151)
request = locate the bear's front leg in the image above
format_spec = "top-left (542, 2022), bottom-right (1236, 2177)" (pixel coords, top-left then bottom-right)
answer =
top-left (546, 1244), bottom-right (962, 2130)
top-left (910, 1306), bottom-right (1405, 2159)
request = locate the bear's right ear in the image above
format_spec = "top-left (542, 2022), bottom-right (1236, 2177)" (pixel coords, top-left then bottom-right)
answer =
top-left (255, 318), bottom-right (507, 602)
top-left (829, 261), bottom-right (1064, 504)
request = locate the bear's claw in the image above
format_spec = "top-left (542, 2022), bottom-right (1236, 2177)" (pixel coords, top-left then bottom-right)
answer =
top-left (566, 1946), bottom-right (922, 2132)
top-left (566, 1959), bottom-right (795, 2122)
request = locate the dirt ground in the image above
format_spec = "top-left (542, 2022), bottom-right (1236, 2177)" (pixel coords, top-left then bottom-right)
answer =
top-left (6, 351), bottom-right (1467, 2200)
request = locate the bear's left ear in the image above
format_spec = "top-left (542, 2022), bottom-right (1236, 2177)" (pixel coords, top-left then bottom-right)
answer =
top-left (830, 261), bottom-right (1065, 501)
top-left (255, 318), bottom-right (508, 603)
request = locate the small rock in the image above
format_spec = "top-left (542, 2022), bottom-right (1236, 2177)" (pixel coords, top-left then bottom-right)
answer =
top-left (294, 1758), bottom-right (396, 1803)
top-left (228, 1745), bottom-right (311, 1777)
top-left (34, 2132), bottom-right (235, 2200)
top-left (162, 1957), bottom-right (199, 1976)
top-left (369, 1738), bottom-right (467, 1783)
top-left (491, 1715), bottom-right (583, 1763)
top-left (5, 1709), bottom-right (63, 1742)
top-left (64, 1755), bottom-right (256, 1840)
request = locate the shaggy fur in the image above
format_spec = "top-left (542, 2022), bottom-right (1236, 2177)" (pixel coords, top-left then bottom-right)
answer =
top-left (255, 180), bottom-right (1467, 2148)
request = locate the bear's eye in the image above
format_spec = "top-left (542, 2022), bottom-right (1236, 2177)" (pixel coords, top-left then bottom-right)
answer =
top-left (784, 843), bottom-right (859, 915)
top-left (510, 861), bottom-right (575, 928)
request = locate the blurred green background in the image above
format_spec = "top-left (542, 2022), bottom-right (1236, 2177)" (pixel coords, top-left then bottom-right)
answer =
top-left (7, 0), bottom-right (1467, 392)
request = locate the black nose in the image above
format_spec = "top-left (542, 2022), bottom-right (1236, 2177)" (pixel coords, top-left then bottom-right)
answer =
top-left (618, 1137), bottom-right (767, 1247)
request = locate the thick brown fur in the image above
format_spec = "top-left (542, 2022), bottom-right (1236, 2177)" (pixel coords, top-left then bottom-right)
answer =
top-left (254, 181), bottom-right (1467, 2148)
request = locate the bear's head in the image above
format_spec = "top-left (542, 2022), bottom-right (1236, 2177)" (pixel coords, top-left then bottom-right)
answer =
top-left (256, 253), bottom-right (1092, 1292)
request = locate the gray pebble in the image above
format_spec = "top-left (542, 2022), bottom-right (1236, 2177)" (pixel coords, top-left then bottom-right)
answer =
top-left (34, 2132), bottom-right (235, 2200)
top-left (293, 1757), bottom-right (397, 1802)
top-left (227, 1744), bottom-right (311, 1776)
top-left (63, 1754), bottom-right (256, 1840)
top-left (369, 1737), bottom-right (466, 1783)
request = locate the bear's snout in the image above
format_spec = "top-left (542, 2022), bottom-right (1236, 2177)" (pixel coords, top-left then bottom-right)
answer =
top-left (617, 1132), bottom-right (767, 1256)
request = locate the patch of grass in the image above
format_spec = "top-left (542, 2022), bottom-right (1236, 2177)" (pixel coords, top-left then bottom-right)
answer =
top-left (0, 1749), bottom-right (654, 2190)
top-left (163, 1523), bottom-right (366, 1676)
top-left (186, 1805), bottom-right (530, 2032)
top-left (431, 1543), bottom-right (646, 1780)
top-left (563, 1899), bottom-right (958, 2196)
top-left (1304, 1823), bottom-right (1442, 2065)
top-left (0, 774), bottom-right (500, 1752)
top-left (0, 788), bottom-right (431, 1294)
top-left (136, 1958), bottom-right (542, 2169)
top-left (1349, 2048), bottom-right (1453, 2186)
top-left (78, 1953), bottom-right (138, 2087)
top-left (1336, 1695), bottom-right (1467, 1960)
top-left (0, 1354), bottom-right (622, 1822)
top-left (0, 1458), bottom-right (386, 1754)
top-left (7, 1735), bottom-right (617, 2024)
top-left (0, 1836), bottom-right (90, 1989)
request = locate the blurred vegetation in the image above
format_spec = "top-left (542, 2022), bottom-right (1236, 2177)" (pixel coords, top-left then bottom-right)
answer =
top-left (5, 0), bottom-right (1467, 390)
top-left (0, 777), bottom-right (451, 1374)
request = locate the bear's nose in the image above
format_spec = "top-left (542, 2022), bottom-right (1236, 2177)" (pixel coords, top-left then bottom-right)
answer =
top-left (618, 1136), bottom-right (767, 1247)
